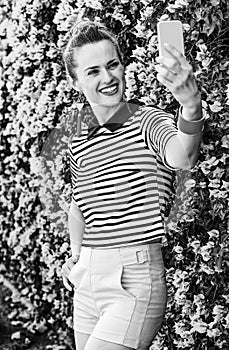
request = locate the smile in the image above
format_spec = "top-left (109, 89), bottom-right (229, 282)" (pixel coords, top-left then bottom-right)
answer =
top-left (99, 84), bottom-right (119, 96)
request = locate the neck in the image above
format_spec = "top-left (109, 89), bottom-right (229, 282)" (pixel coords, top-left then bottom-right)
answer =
top-left (90, 101), bottom-right (125, 125)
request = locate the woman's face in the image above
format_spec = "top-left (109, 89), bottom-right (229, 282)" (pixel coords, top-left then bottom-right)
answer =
top-left (73, 40), bottom-right (125, 109)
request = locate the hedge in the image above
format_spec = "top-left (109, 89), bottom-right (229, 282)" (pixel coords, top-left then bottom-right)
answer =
top-left (0, 0), bottom-right (228, 349)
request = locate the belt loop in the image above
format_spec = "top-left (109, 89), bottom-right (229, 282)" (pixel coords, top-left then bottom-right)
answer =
top-left (136, 249), bottom-right (148, 264)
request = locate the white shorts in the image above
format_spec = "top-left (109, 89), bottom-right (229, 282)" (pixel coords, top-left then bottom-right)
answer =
top-left (69, 242), bottom-right (167, 349)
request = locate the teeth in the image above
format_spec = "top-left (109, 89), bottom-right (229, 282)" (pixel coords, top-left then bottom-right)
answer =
top-left (100, 85), bottom-right (118, 93)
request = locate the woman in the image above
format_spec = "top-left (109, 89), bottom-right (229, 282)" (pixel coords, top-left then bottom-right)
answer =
top-left (61, 20), bottom-right (205, 350)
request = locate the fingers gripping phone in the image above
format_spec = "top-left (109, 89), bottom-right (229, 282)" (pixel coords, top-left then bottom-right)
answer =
top-left (157, 20), bottom-right (185, 58)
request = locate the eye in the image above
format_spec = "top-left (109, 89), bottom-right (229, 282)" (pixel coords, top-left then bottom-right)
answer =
top-left (109, 61), bottom-right (119, 69)
top-left (88, 69), bottom-right (99, 76)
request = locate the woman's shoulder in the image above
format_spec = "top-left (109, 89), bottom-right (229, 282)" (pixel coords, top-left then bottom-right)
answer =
top-left (128, 98), bottom-right (169, 114)
top-left (129, 99), bottom-right (173, 125)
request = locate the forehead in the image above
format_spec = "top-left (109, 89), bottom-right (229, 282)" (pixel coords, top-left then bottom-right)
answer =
top-left (73, 40), bottom-right (119, 70)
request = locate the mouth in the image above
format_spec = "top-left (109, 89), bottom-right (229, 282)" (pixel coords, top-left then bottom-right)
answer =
top-left (99, 83), bottom-right (119, 96)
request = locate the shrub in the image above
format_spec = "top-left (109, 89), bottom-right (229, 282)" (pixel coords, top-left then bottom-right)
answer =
top-left (0, 0), bottom-right (228, 349)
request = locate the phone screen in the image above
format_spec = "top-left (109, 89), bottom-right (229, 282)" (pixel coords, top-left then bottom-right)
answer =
top-left (157, 20), bottom-right (184, 58)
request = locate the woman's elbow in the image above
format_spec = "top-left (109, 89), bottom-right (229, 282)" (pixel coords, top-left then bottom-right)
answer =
top-left (166, 143), bottom-right (199, 170)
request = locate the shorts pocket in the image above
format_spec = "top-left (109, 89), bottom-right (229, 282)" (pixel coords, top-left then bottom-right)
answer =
top-left (120, 261), bottom-right (151, 300)
top-left (68, 262), bottom-right (85, 290)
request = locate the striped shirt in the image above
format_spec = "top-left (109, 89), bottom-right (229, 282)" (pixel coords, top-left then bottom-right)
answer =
top-left (68, 101), bottom-right (178, 248)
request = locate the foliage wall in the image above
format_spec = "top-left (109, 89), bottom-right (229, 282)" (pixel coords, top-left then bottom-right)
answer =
top-left (0, 0), bottom-right (228, 349)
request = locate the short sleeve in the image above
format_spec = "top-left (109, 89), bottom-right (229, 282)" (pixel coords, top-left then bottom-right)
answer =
top-left (139, 106), bottom-right (178, 170)
top-left (68, 138), bottom-right (79, 203)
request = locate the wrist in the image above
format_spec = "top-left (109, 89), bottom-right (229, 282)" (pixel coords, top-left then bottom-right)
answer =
top-left (71, 254), bottom-right (80, 264)
top-left (181, 97), bottom-right (202, 121)
top-left (178, 104), bottom-right (206, 135)
top-left (70, 239), bottom-right (81, 257)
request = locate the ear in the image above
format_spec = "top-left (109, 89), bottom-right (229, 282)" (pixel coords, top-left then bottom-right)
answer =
top-left (72, 79), bottom-right (82, 92)
top-left (67, 76), bottom-right (80, 91)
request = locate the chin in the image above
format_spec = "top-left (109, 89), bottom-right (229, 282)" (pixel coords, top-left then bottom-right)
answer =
top-left (89, 91), bottom-right (124, 108)
top-left (102, 93), bottom-right (123, 106)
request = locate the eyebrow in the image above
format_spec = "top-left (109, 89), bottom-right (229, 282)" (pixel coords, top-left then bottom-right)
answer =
top-left (84, 58), bottom-right (118, 72)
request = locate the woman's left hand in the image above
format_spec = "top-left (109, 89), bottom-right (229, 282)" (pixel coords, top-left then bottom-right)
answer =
top-left (61, 255), bottom-right (79, 291)
top-left (155, 43), bottom-right (201, 109)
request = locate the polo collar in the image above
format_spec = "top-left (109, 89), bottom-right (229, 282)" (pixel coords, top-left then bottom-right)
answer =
top-left (87, 100), bottom-right (142, 140)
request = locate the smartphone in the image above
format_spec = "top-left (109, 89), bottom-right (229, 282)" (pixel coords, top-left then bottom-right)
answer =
top-left (157, 20), bottom-right (184, 58)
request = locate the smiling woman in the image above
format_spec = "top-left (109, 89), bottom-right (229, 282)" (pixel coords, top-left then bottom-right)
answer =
top-left (61, 19), bottom-right (205, 350)
top-left (63, 21), bottom-right (125, 125)
top-left (70, 40), bottom-right (125, 124)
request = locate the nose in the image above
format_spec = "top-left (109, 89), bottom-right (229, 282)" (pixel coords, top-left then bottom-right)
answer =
top-left (101, 68), bottom-right (113, 83)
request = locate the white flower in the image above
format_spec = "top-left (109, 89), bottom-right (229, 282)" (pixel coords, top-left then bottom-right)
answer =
top-left (174, 320), bottom-right (186, 336)
top-left (59, 242), bottom-right (69, 253)
top-left (132, 46), bottom-right (146, 58)
top-left (133, 20), bottom-right (147, 39)
top-left (197, 43), bottom-right (208, 53)
top-left (191, 320), bottom-right (208, 334)
top-left (206, 241), bottom-right (215, 249)
top-left (202, 57), bottom-right (213, 69)
top-left (207, 327), bottom-right (221, 338)
top-left (166, 5), bottom-right (176, 13)
top-left (11, 331), bottom-right (21, 340)
top-left (222, 294), bottom-right (229, 303)
top-left (166, 221), bottom-right (179, 231)
top-left (199, 181), bottom-right (207, 188)
top-left (181, 301), bottom-right (192, 316)
top-left (200, 249), bottom-right (211, 262)
top-left (209, 101), bottom-right (223, 112)
top-left (182, 23), bottom-right (190, 31)
top-left (175, 254), bottom-right (184, 261)
top-left (209, 189), bottom-right (223, 199)
top-left (137, 71), bottom-right (147, 81)
top-left (175, 289), bottom-right (188, 305)
top-left (173, 245), bottom-right (183, 254)
top-left (208, 178), bottom-right (220, 188)
top-left (190, 240), bottom-right (201, 254)
top-left (212, 304), bottom-right (224, 319)
top-left (139, 0), bottom-right (152, 7)
top-left (193, 294), bottom-right (205, 304)
top-left (199, 263), bottom-right (214, 275)
top-left (200, 156), bottom-right (219, 175)
top-left (184, 179), bottom-right (196, 191)
top-left (159, 14), bottom-right (170, 22)
top-left (173, 270), bottom-right (189, 288)
top-left (211, 0), bottom-right (220, 5)
top-left (224, 312), bottom-right (229, 328)
top-left (176, 0), bottom-right (189, 6)
top-left (41, 242), bottom-right (50, 256)
top-left (221, 134), bottom-right (229, 148)
top-left (124, 19), bottom-right (131, 26)
top-left (225, 83), bottom-right (229, 105)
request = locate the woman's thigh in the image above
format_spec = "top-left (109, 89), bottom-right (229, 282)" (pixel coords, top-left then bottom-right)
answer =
top-left (84, 336), bottom-right (134, 350)
top-left (75, 331), bottom-right (91, 350)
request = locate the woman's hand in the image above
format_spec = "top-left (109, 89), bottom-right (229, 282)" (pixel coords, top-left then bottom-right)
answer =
top-left (155, 43), bottom-right (201, 111)
top-left (61, 255), bottom-right (80, 291)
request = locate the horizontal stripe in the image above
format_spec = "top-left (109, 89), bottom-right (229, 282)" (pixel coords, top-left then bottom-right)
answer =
top-left (68, 105), bottom-right (177, 248)
top-left (82, 234), bottom-right (164, 248)
top-left (84, 220), bottom-right (163, 238)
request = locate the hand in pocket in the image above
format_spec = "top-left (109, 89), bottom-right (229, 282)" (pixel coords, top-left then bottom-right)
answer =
top-left (61, 255), bottom-right (80, 291)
